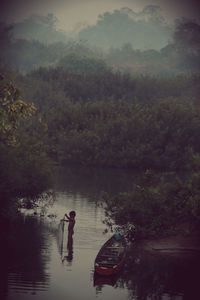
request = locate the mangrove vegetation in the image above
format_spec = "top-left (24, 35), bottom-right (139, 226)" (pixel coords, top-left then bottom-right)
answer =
top-left (1, 10), bottom-right (200, 238)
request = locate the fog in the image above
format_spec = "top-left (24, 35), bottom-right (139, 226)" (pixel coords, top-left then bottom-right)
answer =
top-left (0, 0), bottom-right (200, 74)
top-left (0, 0), bottom-right (200, 31)
top-left (1, 2), bottom-right (200, 300)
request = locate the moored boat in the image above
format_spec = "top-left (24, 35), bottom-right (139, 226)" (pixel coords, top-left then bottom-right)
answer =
top-left (94, 233), bottom-right (127, 276)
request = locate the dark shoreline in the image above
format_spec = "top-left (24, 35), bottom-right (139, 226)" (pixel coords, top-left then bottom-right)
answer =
top-left (138, 234), bottom-right (200, 254)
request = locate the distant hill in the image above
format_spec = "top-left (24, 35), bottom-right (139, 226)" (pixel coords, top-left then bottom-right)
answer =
top-left (12, 13), bottom-right (68, 44)
top-left (78, 6), bottom-right (172, 50)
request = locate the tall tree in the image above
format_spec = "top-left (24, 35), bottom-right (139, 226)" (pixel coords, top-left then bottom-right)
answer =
top-left (12, 13), bottom-right (67, 43)
top-left (0, 75), bottom-right (36, 145)
top-left (173, 19), bottom-right (200, 69)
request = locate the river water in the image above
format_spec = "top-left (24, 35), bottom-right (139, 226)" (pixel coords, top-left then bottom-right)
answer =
top-left (1, 166), bottom-right (200, 300)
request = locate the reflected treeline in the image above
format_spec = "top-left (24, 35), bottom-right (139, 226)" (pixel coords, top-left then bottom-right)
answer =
top-left (94, 246), bottom-right (200, 299)
top-left (56, 165), bottom-right (146, 199)
top-left (0, 215), bottom-right (51, 298)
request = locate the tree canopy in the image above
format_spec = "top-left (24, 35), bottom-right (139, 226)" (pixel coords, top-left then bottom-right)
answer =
top-left (0, 75), bottom-right (36, 145)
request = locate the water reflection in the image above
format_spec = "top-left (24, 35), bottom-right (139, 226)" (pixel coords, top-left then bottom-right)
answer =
top-left (93, 271), bottom-right (121, 295)
top-left (56, 165), bottom-right (143, 198)
top-left (57, 219), bottom-right (65, 257)
top-left (58, 220), bottom-right (74, 264)
top-left (66, 234), bottom-right (73, 262)
top-left (94, 244), bottom-right (200, 300)
top-left (0, 216), bottom-right (51, 299)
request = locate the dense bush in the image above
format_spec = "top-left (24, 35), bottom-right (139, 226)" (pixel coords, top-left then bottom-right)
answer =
top-left (0, 76), bottom-right (54, 217)
top-left (16, 68), bottom-right (200, 171)
top-left (1, 15), bottom-right (200, 239)
top-left (102, 170), bottom-right (200, 238)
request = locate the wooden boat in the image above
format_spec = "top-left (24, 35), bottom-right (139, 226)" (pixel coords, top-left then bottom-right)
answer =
top-left (94, 233), bottom-right (127, 276)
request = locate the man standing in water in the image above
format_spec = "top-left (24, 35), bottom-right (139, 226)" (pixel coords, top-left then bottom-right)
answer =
top-left (63, 211), bottom-right (76, 261)
top-left (64, 211), bottom-right (76, 238)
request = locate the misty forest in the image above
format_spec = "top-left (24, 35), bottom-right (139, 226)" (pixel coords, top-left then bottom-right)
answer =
top-left (1, 5), bottom-right (200, 239)
top-left (1, 4), bottom-right (200, 299)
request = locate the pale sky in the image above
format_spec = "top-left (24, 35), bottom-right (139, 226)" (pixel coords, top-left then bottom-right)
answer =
top-left (0, 0), bottom-right (199, 30)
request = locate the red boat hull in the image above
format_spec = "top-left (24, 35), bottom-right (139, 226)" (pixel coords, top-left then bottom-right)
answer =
top-left (95, 259), bottom-right (125, 276)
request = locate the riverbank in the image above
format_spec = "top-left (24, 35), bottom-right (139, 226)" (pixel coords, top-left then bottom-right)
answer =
top-left (138, 234), bottom-right (200, 255)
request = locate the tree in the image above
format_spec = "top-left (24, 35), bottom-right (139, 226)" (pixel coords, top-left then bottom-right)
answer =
top-left (0, 22), bottom-right (13, 52)
top-left (174, 19), bottom-right (200, 48)
top-left (78, 7), bottom-right (171, 50)
top-left (142, 5), bottom-right (165, 23)
top-left (173, 19), bottom-right (200, 70)
top-left (0, 23), bottom-right (14, 73)
top-left (57, 53), bottom-right (108, 73)
top-left (0, 75), bottom-right (36, 145)
top-left (12, 13), bottom-right (67, 43)
top-left (0, 75), bottom-right (53, 216)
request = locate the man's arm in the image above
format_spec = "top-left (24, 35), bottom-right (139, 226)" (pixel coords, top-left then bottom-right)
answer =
top-left (64, 213), bottom-right (70, 221)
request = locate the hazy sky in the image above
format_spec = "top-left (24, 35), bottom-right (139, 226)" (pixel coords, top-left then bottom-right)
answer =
top-left (0, 0), bottom-right (199, 30)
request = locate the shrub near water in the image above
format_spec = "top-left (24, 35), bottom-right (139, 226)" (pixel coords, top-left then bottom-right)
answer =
top-left (46, 98), bottom-right (200, 171)
top-left (0, 75), bottom-right (54, 217)
top-left (102, 170), bottom-right (200, 238)
top-left (19, 66), bottom-right (200, 171)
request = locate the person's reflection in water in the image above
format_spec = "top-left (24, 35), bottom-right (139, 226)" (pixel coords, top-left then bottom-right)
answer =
top-left (61, 211), bottom-right (76, 264)
top-left (66, 233), bottom-right (73, 262)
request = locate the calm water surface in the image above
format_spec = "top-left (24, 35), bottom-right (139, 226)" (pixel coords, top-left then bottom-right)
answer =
top-left (1, 167), bottom-right (200, 300)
